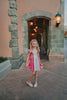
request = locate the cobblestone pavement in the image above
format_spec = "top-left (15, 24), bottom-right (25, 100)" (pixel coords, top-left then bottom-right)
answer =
top-left (0, 60), bottom-right (67, 100)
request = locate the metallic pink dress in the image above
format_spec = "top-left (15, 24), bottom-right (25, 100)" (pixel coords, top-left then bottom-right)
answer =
top-left (27, 49), bottom-right (42, 71)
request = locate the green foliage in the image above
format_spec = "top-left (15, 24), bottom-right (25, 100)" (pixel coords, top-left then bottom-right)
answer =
top-left (0, 57), bottom-right (8, 63)
top-left (64, 36), bottom-right (67, 38)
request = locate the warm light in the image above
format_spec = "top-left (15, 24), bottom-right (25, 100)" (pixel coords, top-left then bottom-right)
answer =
top-left (56, 16), bottom-right (61, 23)
top-left (30, 22), bottom-right (33, 26)
top-left (35, 26), bottom-right (38, 29)
top-left (31, 33), bottom-right (35, 36)
top-left (34, 28), bottom-right (37, 32)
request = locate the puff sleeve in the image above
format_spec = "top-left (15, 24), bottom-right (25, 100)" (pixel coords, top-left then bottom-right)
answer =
top-left (28, 49), bottom-right (31, 54)
top-left (38, 49), bottom-right (40, 53)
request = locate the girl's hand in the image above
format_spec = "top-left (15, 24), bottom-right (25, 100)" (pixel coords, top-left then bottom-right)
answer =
top-left (41, 64), bottom-right (43, 66)
top-left (41, 64), bottom-right (43, 69)
top-left (26, 62), bottom-right (28, 67)
top-left (26, 61), bottom-right (29, 67)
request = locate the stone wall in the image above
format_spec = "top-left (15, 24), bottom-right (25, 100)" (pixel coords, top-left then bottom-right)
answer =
top-left (49, 0), bottom-right (64, 62)
top-left (50, 28), bottom-right (64, 53)
top-left (8, 0), bottom-right (24, 69)
top-left (8, 0), bottom-right (19, 57)
top-left (49, 27), bottom-right (64, 62)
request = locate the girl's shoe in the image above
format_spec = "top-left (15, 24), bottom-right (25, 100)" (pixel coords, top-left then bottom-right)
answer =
top-left (26, 81), bottom-right (33, 87)
top-left (34, 83), bottom-right (38, 87)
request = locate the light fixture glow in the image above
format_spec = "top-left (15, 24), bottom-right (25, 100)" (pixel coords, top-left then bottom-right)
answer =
top-left (31, 33), bottom-right (35, 36)
top-left (55, 12), bottom-right (61, 27)
top-left (30, 22), bottom-right (33, 26)
top-left (35, 26), bottom-right (38, 29)
top-left (34, 28), bottom-right (37, 32)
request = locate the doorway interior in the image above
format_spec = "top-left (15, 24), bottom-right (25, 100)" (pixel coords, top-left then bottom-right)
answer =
top-left (28, 18), bottom-right (49, 60)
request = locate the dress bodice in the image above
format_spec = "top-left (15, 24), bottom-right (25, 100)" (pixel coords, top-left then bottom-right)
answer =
top-left (32, 49), bottom-right (37, 55)
top-left (28, 49), bottom-right (40, 55)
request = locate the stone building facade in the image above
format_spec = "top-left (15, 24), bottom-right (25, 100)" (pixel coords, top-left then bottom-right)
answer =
top-left (0, 0), bottom-right (64, 69)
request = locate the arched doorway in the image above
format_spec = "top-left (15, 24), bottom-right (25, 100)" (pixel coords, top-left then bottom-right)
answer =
top-left (21, 10), bottom-right (54, 60)
top-left (28, 17), bottom-right (49, 59)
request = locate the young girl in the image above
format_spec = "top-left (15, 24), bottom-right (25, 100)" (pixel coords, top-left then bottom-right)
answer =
top-left (26, 39), bottom-right (42, 88)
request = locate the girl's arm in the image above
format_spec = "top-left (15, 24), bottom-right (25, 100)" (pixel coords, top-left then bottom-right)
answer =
top-left (26, 53), bottom-right (30, 63)
top-left (38, 53), bottom-right (41, 62)
top-left (38, 49), bottom-right (40, 61)
top-left (38, 50), bottom-right (43, 66)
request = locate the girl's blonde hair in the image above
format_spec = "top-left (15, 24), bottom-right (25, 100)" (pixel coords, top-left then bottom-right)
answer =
top-left (30, 39), bottom-right (39, 50)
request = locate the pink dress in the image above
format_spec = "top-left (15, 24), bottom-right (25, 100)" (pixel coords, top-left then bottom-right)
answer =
top-left (27, 49), bottom-right (42, 71)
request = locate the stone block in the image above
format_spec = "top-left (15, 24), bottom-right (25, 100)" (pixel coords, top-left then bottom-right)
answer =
top-left (12, 48), bottom-right (19, 57)
top-left (59, 39), bottom-right (64, 43)
top-left (51, 42), bottom-right (57, 47)
top-left (51, 35), bottom-right (56, 39)
top-left (9, 24), bottom-right (18, 32)
top-left (9, 1), bottom-right (17, 9)
top-left (11, 32), bottom-right (18, 39)
top-left (51, 39), bottom-right (64, 44)
top-left (57, 43), bottom-right (64, 48)
top-left (8, 9), bottom-right (17, 16)
top-left (50, 48), bottom-right (58, 53)
top-left (9, 40), bottom-right (18, 47)
top-left (50, 47), bottom-right (64, 53)
top-left (59, 48), bottom-right (64, 53)
top-left (11, 17), bottom-right (18, 24)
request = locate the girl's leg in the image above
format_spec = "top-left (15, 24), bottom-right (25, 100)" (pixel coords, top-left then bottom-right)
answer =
top-left (35, 71), bottom-right (37, 84)
top-left (27, 71), bottom-right (35, 83)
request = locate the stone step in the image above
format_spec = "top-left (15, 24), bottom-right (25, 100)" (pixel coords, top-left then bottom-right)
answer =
top-left (0, 60), bottom-right (10, 70)
top-left (0, 60), bottom-right (11, 80)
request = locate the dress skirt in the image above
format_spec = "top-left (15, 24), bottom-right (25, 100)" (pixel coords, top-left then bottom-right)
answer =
top-left (34, 54), bottom-right (40, 71)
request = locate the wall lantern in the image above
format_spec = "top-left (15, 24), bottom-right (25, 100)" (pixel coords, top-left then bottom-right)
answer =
top-left (55, 13), bottom-right (61, 27)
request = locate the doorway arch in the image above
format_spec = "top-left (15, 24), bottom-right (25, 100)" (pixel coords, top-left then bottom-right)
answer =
top-left (21, 10), bottom-right (54, 57)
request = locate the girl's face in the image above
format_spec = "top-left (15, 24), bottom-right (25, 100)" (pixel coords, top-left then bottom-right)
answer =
top-left (32, 41), bottom-right (38, 47)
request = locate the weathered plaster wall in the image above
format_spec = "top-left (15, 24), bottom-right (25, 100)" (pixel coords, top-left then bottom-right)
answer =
top-left (0, 0), bottom-right (12, 57)
top-left (17, 0), bottom-right (60, 15)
